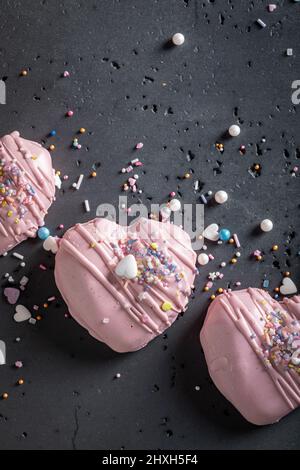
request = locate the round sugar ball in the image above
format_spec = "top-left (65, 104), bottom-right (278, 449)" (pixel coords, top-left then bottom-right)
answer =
top-left (214, 190), bottom-right (228, 204)
top-left (228, 125), bottom-right (241, 137)
top-left (172, 33), bottom-right (185, 46)
top-left (260, 219), bottom-right (273, 232)
top-left (169, 198), bottom-right (181, 212)
top-left (38, 227), bottom-right (50, 240)
top-left (219, 228), bottom-right (231, 241)
top-left (198, 253), bottom-right (209, 266)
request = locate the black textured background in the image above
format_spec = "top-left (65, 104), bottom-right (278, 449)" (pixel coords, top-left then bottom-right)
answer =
top-left (0, 0), bottom-right (299, 450)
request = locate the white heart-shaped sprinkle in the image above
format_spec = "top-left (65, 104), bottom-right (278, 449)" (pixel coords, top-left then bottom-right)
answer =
top-left (115, 254), bottom-right (138, 280)
top-left (203, 223), bottom-right (219, 241)
top-left (280, 277), bottom-right (297, 296)
top-left (14, 305), bottom-right (32, 323)
top-left (43, 236), bottom-right (59, 254)
top-left (0, 340), bottom-right (6, 365)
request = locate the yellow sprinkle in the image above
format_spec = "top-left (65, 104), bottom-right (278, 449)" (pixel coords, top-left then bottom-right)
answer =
top-left (31, 154), bottom-right (38, 160)
top-left (7, 210), bottom-right (13, 217)
top-left (90, 242), bottom-right (96, 248)
top-left (150, 242), bottom-right (158, 250)
top-left (14, 218), bottom-right (20, 224)
top-left (1, 200), bottom-right (6, 206)
top-left (1, 188), bottom-right (5, 194)
top-left (161, 301), bottom-right (173, 312)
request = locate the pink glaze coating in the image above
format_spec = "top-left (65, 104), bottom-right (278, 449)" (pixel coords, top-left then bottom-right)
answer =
top-left (200, 288), bottom-right (300, 425)
top-left (55, 217), bottom-right (197, 352)
top-left (0, 131), bottom-right (55, 254)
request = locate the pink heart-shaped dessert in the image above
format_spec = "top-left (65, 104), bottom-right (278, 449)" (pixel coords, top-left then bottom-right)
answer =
top-left (200, 288), bottom-right (300, 425)
top-left (0, 131), bottom-right (56, 254)
top-left (55, 217), bottom-right (197, 352)
top-left (4, 287), bottom-right (20, 305)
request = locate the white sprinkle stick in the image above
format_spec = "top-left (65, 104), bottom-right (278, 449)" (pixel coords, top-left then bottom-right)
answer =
top-left (76, 174), bottom-right (84, 190)
top-left (233, 233), bottom-right (241, 248)
top-left (84, 200), bottom-right (90, 213)
top-left (257, 18), bottom-right (266, 28)
top-left (12, 252), bottom-right (24, 260)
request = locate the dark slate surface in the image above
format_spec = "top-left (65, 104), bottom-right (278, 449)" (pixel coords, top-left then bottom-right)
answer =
top-left (0, 0), bottom-right (299, 450)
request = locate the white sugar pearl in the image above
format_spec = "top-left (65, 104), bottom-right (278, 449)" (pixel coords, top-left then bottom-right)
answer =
top-left (169, 198), bottom-right (181, 212)
top-left (198, 253), bottom-right (209, 266)
top-left (202, 245), bottom-right (208, 251)
top-left (260, 219), bottom-right (273, 232)
top-left (172, 33), bottom-right (185, 46)
top-left (235, 252), bottom-right (241, 257)
top-left (228, 124), bottom-right (241, 137)
top-left (214, 190), bottom-right (228, 204)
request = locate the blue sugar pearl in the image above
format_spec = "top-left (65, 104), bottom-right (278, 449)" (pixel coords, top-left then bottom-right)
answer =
top-left (38, 227), bottom-right (50, 240)
top-left (219, 228), bottom-right (231, 241)
top-left (49, 130), bottom-right (56, 137)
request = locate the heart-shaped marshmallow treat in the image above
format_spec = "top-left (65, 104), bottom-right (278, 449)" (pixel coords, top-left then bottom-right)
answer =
top-left (4, 287), bottom-right (20, 305)
top-left (203, 223), bottom-right (219, 241)
top-left (14, 304), bottom-right (32, 323)
top-left (55, 217), bottom-right (197, 352)
top-left (43, 236), bottom-right (59, 254)
top-left (280, 277), bottom-right (297, 296)
top-left (200, 288), bottom-right (300, 425)
top-left (0, 340), bottom-right (6, 365)
top-left (0, 131), bottom-right (56, 255)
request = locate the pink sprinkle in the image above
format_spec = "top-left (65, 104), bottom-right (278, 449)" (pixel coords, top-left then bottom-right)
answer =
top-left (170, 192), bottom-right (176, 197)
top-left (253, 250), bottom-right (261, 257)
top-left (128, 177), bottom-right (136, 186)
top-left (58, 224), bottom-right (64, 229)
top-left (63, 71), bottom-right (70, 77)
top-left (126, 166), bottom-right (133, 173)
top-left (208, 254), bottom-right (214, 260)
top-left (33, 305), bottom-right (39, 311)
top-left (134, 161), bottom-right (143, 167)
top-left (293, 166), bottom-right (298, 172)
top-left (132, 185), bottom-right (137, 193)
top-left (15, 361), bottom-right (23, 368)
top-left (136, 142), bottom-right (144, 149)
top-left (64, 313), bottom-right (69, 318)
top-left (235, 281), bottom-right (242, 286)
top-left (63, 175), bottom-right (69, 180)
top-left (233, 233), bottom-right (241, 248)
top-left (218, 273), bottom-right (224, 279)
top-left (206, 281), bottom-right (213, 289)
top-left (268, 4), bottom-right (277, 12)
top-left (77, 144), bottom-right (82, 149)
top-left (66, 110), bottom-right (74, 117)
top-left (39, 264), bottom-right (47, 271)
top-left (48, 296), bottom-right (56, 302)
